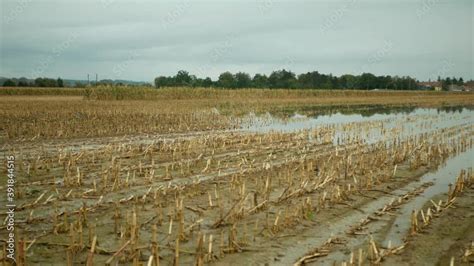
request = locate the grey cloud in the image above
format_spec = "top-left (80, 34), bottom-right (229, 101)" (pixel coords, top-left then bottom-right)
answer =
top-left (1, 0), bottom-right (472, 81)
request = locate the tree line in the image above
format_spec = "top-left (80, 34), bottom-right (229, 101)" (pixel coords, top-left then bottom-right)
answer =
top-left (155, 70), bottom-right (426, 90)
top-left (1, 77), bottom-right (153, 88)
top-left (2, 71), bottom-right (468, 90)
top-left (2, 77), bottom-right (64, 87)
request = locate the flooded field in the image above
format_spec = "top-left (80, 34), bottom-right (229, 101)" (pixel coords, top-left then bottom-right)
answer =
top-left (1, 100), bottom-right (473, 265)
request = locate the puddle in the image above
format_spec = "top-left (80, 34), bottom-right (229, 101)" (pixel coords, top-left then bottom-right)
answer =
top-left (242, 107), bottom-right (474, 145)
top-left (243, 107), bottom-right (474, 132)
top-left (383, 148), bottom-right (474, 247)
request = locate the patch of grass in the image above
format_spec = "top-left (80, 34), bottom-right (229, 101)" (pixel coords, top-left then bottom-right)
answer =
top-left (306, 211), bottom-right (316, 221)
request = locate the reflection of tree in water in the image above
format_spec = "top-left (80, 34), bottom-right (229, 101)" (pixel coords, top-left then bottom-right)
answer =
top-left (303, 105), bottom-right (416, 119)
top-left (436, 106), bottom-right (471, 114)
top-left (272, 105), bottom-right (474, 119)
top-left (272, 104), bottom-right (474, 119)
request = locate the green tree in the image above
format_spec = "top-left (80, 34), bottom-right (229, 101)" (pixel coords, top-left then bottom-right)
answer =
top-left (234, 72), bottom-right (251, 88)
top-left (174, 70), bottom-right (192, 86)
top-left (321, 80), bottom-right (333, 89)
top-left (252, 74), bottom-right (268, 88)
top-left (34, 78), bottom-right (43, 87)
top-left (18, 81), bottom-right (28, 86)
top-left (34, 77), bottom-right (57, 87)
top-left (155, 76), bottom-right (173, 88)
top-left (57, 78), bottom-right (64, 87)
top-left (340, 74), bottom-right (357, 89)
top-left (218, 72), bottom-right (235, 88)
top-left (3, 79), bottom-right (16, 87)
top-left (18, 77), bottom-right (29, 87)
top-left (150, 69), bottom-right (421, 90)
top-left (359, 73), bottom-right (377, 90)
top-left (452, 77), bottom-right (458, 85)
top-left (268, 69), bottom-right (297, 89)
top-left (297, 72), bottom-right (314, 89)
top-left (202, 77), bottom-right (213, 87)
top-left (442, 77), bottom-right (451, 91)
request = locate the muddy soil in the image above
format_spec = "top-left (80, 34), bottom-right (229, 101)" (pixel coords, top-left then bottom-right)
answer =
top-left (0, 106), bottom-right (472, 266)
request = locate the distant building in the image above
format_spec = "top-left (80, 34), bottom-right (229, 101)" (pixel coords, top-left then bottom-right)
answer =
top-left (447, 84), bottom-right (464, 92)
top-left (418, 81), bottom-right (442, 91)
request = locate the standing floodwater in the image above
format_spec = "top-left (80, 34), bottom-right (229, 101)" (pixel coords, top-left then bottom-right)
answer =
top-left (383, 148), bottom-right (474, 247)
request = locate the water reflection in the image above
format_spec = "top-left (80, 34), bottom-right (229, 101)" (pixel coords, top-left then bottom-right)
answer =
top-left (243, 105), bottom-right (474, 133)
top-left (276, 104), bottom-right (473, 119)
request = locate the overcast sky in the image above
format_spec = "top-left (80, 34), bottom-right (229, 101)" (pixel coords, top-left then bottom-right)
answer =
top-left (1, 0), bottom-right (472, 82)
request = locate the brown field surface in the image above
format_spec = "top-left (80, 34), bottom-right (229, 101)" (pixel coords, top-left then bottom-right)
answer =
top-left (1, 87), bottom-right (473, 140)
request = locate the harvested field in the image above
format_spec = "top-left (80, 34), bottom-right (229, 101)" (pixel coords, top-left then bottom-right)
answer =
top-left (1, 88), bottom-right (473, 140)
top-left (0, 89), bottom-right (473, 265)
